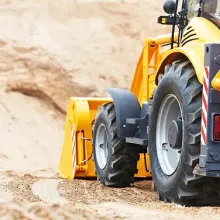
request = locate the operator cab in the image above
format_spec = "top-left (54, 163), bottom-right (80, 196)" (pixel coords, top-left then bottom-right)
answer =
top-left (159, 0), bottom-right (220, 48)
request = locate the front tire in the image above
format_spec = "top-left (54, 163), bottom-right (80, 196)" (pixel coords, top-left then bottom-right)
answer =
top-left (93, 102), bottom-right (139, 187)
top-left (149, 60), bottom-right (220, 206)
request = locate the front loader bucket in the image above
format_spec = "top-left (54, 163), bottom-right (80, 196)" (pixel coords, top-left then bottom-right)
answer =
top-left (58, 97), bottom-right (112, 179)
top-left (58, 97), bottom-right (151, 180)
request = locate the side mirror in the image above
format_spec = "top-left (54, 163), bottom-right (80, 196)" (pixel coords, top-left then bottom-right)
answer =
top-left (163, 0), bottom-right (176, 14)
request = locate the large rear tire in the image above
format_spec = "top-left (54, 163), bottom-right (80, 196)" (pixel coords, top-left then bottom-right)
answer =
top-left (149, 60), bottom-right (220, 206)
top-left (93, 102), bottom-right (139, 187)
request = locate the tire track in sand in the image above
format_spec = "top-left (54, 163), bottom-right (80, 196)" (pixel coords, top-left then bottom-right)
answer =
top-left (32, 179), bottom-right (67, 204)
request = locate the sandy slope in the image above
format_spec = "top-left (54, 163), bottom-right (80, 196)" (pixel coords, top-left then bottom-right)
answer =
top-left (0, 0), bottom-right (171, 112)
top-left (1, 0), bottom-right (220, 219)
top-left (0, 91), bottom-right (64, 174)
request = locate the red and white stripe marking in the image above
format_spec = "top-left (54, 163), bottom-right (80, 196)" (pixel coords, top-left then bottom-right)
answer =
top-left (201, 66), bottom-right (209, 145)
top-left (71, 125), bottom-right (77, 178)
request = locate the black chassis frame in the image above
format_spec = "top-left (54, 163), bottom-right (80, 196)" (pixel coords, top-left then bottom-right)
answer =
top-left (194, 43), bottom-right (220, 177)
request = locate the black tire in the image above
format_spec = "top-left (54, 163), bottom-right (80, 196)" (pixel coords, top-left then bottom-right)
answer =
top-left (149, 59), bottom-right (220, 206)
top-left (93, 102), bottom-right (139, 187)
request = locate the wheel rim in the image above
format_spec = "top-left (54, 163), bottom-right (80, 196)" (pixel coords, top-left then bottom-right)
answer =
top-left (156, 94), bottom-right (183, 176)
top-left (95, 123), bottom-right (108, 169)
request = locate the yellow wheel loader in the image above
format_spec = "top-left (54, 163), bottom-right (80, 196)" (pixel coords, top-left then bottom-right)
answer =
top-left (59, 0), bottom-right (220, 206)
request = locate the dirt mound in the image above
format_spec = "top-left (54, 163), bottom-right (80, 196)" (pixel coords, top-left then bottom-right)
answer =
top-left (1, 40), bottom-right (95, 114)
top-left (0, 90), bottom-right (64, 174)
top-left (0, 0), bottom-right (170, 113)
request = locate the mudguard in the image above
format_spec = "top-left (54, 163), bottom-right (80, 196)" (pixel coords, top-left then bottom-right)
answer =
top-left (105, 88), bottom-right (141, 138)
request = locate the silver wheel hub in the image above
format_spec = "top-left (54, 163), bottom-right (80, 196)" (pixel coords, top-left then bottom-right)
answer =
top-left (95, 123), bottom-right (108, 169)
top-left (156, 94), bottom-right (183, 176)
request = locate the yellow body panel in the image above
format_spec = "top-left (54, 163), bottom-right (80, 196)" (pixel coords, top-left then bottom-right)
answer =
top-left (59, 17), bottom-right (220, 180)
top-left (212, 70), bottom-right (220, 91)
top-left (156, 18), bottom-right (220, 86)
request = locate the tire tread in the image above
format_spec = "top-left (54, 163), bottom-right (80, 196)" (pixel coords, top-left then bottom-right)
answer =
top-left (93, 103), bottom-right (139, 187)
top-left (150, 59), bottom-right (220, 206)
